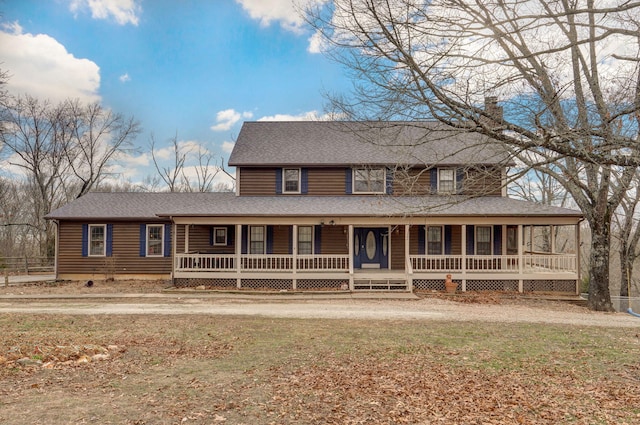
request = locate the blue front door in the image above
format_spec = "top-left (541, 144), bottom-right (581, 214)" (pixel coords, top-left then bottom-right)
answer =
top-left (353, 228), bottom-right (388, 269)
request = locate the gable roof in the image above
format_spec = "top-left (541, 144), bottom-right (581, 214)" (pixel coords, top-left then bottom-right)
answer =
top-left (46, 192), bottom-right (582, 221)
top-left (229, 121), bottom-right (512, 167)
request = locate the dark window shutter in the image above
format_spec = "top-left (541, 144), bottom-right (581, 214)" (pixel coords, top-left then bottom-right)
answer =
top-left (493, 225), bottom-right (502, 255)
top-left (456, 168), bottom-right (464, 194)
top-left (314, 225), bottom-right (322, 254)
top-left (209, 226), bottom-right (214, 246)
top-left (106, 224), bottom-right (113, 257)
top-left (386, 168), bottom-right (394, 194)
top-left (81, 224), bottom-right (88, 257)
top-left (164, 224), bottom-right (171, 257)
top-left (345, 168), bottom-right (352, 194)
top-left (275, 169), bottom-right (283, 194)
top-left (466, 225), bottom-right (475, 255)
top-left (430, 168), bottom-right (438, 193)
top-left (266, 225), bottom-right (274, 254)
top-left (227, 225), bottom-right (235, 246)
top-left (241, 225), bottom-right (248, 254)
top-left (444, 225), bottom-right (452, 255)
top-left (288, 226), bottom-right (293, 254)
top-left (139, 224), bottom-right (146, 257)
top-left (418, 226), bottom-right (425, 255)
top-left (301, 168), bottom-right (309, 194)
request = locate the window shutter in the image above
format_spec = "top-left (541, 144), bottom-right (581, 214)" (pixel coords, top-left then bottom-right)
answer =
top-left (430, 168), bottom-right (438, 193)
top-left (418, 226), bottom-right (425, 255)
top-left (456, 168), bottom-right (464, 194)
top-left (209, 227), bottom-right (214, 246)
top-left (81, 224), bottom-right (88, 257)
top-left (241, 225), bottom-right (248, 254)
top-left (106, 224), bottom-right (113, 257)
top-left (227, 225), bottom-right (234, 246)
top-left (301, 168), bottom-right (309, 194)
top-left (444, 225), bottom-right (452, 255)
top-left (139, 224), bottom-right (146, 257)
top-left (164, 224), bottom-right (171, 257)
top-left (386, 168), bottom-right (394, 194)
top-left (288, 226), bottom-right (293, 254)
top-left (345, 168), bottom-right (352, 194)
top-left (266, 225), bottom-right (274, 254)
top-left (275, 169), bottom-right (283, 194)
top-left (466, 225), bottom-right (475, 255)
top-left (493, 225), bottom-right (502, 255)
top-left (314, 225), bottom-right (322, 254)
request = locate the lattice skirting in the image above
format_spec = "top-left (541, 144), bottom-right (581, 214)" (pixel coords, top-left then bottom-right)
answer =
top-left (413, 279), bottom-right (462, 291)
top-left (241, 279), bottom-right (293, 290)
top-left (173, 278), bottom-right (236, 289)
top-left (466, 280), bottom-right (519, 292)
top-left (524, 279), bottom-right (576, 293)
top-left (297, 279), bottom-right (348, 290)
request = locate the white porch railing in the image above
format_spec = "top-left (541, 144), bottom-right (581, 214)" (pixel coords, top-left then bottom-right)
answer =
top-left (410, 254), bottom-right (576, 273)
top-left (175, 253), bottom-right (349, 273)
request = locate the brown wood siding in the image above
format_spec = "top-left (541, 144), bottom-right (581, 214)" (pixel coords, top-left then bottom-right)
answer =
top-left (307, 168), bottom-right (347, 195)
top-left (57, 221), bottom-right (172, 276)
top-left (320, 225), bottom-right (348, 254)
top-left (239, 167), bottom-right (277, 195)
top-left (462, 167), bottom-right (502, 196)
top-left (176, 224), bottom-right (185, 253)
top-left (392, 168), bottom-right (432, 195)
top-left (409, 225), bottom-right (421, 255)
top-left (186, 225), bottom-right (236, 254)
top-left (390, 226), bottom-right (405, 270)
top-left (272, 225), bottom-right (291, 254)
top-left (450, 225), bottom-right (462, 255)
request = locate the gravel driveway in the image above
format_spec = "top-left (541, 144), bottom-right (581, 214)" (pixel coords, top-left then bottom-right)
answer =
top-left (0, 295), bottom-right (637, 328)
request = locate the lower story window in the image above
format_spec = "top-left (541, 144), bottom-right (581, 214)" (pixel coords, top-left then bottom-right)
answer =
top-left (89, 225), bottom-right (105, 256)
top-left (476, 226), bottom-right (492, 255)
top-left (298, 226), bottom-right (313, 255)
top-left (147, 224), bottom-right (164, 256)
top-left (249, 226), bottom-right (265, 254)
top-left (213, 227), bottom-right (227, 246)
top-left (427, 226), bottom-right (443, 255)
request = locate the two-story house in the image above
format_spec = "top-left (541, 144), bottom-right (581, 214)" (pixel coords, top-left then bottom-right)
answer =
top-left (46, 121), bottom-right (583, 293)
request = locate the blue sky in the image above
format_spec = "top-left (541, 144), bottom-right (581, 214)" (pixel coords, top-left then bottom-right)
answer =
top-left (0, 0), bottom-right (346, 188)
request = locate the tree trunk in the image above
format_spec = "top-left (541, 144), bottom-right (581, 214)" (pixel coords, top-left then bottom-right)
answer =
top-left (620, 248), bottom-right (631, 298)
top-left (588, 221), bottom-right (614, 311)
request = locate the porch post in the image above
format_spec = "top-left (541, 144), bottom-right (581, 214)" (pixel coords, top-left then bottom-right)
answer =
top-left (461, 224), bottom-right (467, 291)
top-left (184, 224), bottom-right (189, 253)
top-left (171, 222), bottom-right (177, 281)
top-left (348, 224), bottom-right (354, 290)
top-left (550, 225), bottom-right (556, 254)
top-left (292, 225), bottom-right (297, 290)
top-left (518, 224), bottom-right (524, 292)
top-left (236, 224), bottom-right (242, 288)
top-left (405, 224), bottom-right (411, 291)
top-left (576, 222), bottom-right (581, 295)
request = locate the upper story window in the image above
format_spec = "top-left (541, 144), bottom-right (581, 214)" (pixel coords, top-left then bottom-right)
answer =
top-left (438, 169), bottom-right (455, 193)
top-left (353, 168), bottom-right (385, 193)
top-left (147, 224), bottom-right (164, 256)
top-left (89, 224), bottom-right (106, 256)
top-left (283, 168), bottom-right (300, 193)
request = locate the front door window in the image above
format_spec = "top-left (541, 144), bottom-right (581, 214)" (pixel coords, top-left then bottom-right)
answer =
top-left (365, 230), bottom-right (376, 260)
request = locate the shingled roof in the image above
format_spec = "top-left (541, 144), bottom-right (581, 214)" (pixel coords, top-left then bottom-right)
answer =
top-left (46, 192), bottom-right (582, 220)
top-left (229, 121), bottom-right (512, 167)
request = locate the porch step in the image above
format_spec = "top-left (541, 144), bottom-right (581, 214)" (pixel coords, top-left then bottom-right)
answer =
top-left (353, 279), bottom-right (408, 291)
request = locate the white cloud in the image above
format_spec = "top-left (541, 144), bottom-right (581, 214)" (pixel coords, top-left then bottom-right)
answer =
top-left (119, 73), bottom-right (131, 83)
top-left (221, 141), bottom-right (235, 153)
top-left (69, 0), bottom-right (142, 26)
top-left (307, 30), bottom-right (325, 54)
top-left (0, 22), bottom-right (101, 104)
top-left (211, 109), bottom-right (253, 132)
top-left (257, 110), bottom-right (335, 121)
top-left (235, 0), bottom-right (326, 33)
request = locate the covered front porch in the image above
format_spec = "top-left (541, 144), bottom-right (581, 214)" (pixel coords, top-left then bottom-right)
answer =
top-left (170, 218), bottom-right (580, 294)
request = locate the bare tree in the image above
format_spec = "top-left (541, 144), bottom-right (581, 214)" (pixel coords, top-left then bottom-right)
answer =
top-left (613, 174), bottom-right (640, 299)
top-left (306, 0), bottom-right (640, 311)
top-left (150, 133), bottom-right (187, 192)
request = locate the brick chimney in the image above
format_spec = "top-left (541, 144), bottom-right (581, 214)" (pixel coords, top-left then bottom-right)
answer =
top-left (482, 96), bottom-right (503, 128)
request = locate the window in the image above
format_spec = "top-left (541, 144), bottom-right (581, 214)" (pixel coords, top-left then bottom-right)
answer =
top-left (353, 168), bottom-right (385, 193)
top-left (249, 226), bottom-right (265, 254)
top-left (147, 224), bottom-right (164, 256)
top-left (89, 225), bottom-right (106, 256)
top-left (476, 226), bottom-right (492, 255)
top-left (213, 227), bottom-right (227, 246)
top-left (298, 226), bottom-right (313, 255)
top-left (283, 168), bottom-right (300, 193)
top-left (438, 169), bottom-right (455, 193)
top-left (427, 226), bottom-right (443, 255)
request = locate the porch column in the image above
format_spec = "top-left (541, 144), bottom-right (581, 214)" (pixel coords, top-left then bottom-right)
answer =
top-left (292, 225), bottom-right (298, 290)
top-left (576, 222), bottom-right (581, 295)
top-left (184, 224), bottom-right (189, 253)
top-left (518, 224), bottom-right (524, 292)
top-left (171, 222), bottom-right (177, 280)
top-left (461, 224), bottom-right (466, 291)
top-left (348, 224), bottom-right (354, 290)
top-left (405, 224), bottom-right (411, 291)
top-left (236, 224), bottom-right (242, 288)
top-left (550, 225), bottom-right (556, 254)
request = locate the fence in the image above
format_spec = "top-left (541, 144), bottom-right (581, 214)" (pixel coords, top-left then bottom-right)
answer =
top-left (0, 256), bottom-right (54, 274)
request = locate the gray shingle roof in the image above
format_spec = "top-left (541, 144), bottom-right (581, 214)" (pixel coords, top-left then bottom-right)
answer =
top-left (228, 121), bottom-right (512, 167)
top-left (46, 192), bottom-right (582, 220)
